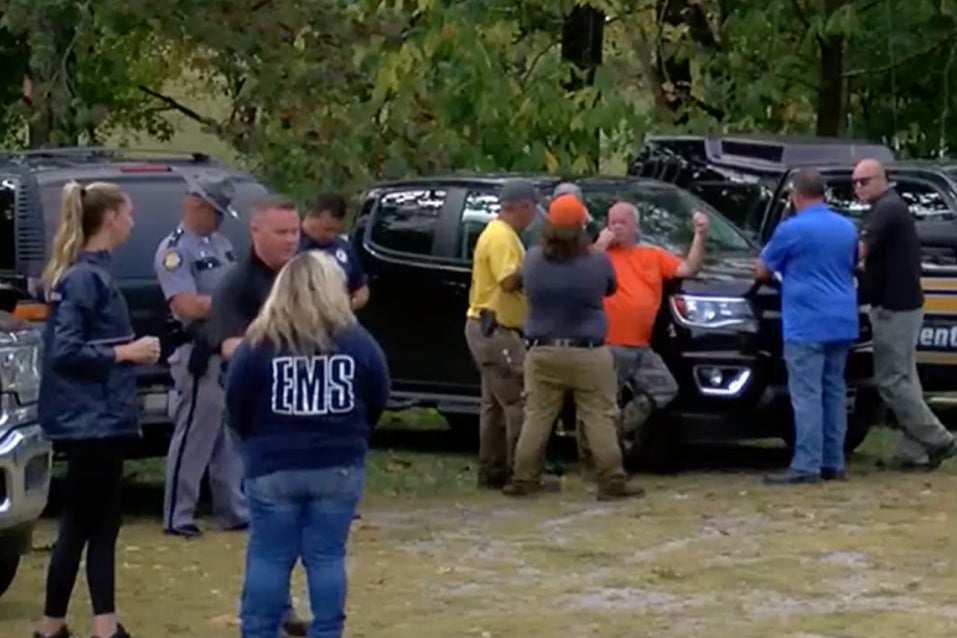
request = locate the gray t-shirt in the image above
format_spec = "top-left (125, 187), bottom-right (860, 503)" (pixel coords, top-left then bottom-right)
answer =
top-left (522, 246), bottom-right (617, 342)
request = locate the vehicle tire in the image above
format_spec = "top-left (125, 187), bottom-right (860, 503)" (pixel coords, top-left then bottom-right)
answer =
top-left (442, 413), bottom-right (479, 436)
top-left (0, 555), bottom-right (20, 599)
top-left (780, 388), bottom-right (882, 455)
top-left (622, 413), bottom-right (682, 474)
top-left (845, 388), bottom-right (882, 454)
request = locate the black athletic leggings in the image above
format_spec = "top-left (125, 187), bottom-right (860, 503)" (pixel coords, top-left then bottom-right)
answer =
top-left (44, 438), bottom-right (125, 618)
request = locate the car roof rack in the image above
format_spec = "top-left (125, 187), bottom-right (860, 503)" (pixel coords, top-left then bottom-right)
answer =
top-left (643, 133), bottom-right (896, 168)
top-left (0, 146), bottom-right (217, 166)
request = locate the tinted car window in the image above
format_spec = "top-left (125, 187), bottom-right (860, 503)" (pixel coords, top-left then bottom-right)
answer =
top-left (456, 182), bottom-right (752, 260)
top-left (370, 188), bottom-right (445, 256)
top-left (39, 175), bottom-right (266, 279)
top-left (578, 183), bottom-right (752, 254)
top-left (822, 177), bottom-right (955, 226)
top-left (459, 190), bottom-right (500, 260)
top-left (897, 180), bottom-right (955, 221)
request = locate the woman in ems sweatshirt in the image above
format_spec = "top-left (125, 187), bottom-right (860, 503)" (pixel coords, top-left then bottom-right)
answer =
top-left (224, 250), bottom-right (390, 638)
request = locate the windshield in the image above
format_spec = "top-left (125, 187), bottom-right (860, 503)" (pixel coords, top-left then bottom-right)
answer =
top-left (576, 182), bottom-right (754, 254)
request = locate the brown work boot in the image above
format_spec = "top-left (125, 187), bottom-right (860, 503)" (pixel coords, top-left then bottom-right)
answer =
top-left (502, 476), bottom-right (561, 497)
top-left (596, 477), bottom-right (646, 501)
top-left (477, 469), bottom-right (508, 490)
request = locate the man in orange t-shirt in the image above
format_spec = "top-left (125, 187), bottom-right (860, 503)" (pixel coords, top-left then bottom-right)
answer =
top-left (592, 201), bottom-right (709, 453)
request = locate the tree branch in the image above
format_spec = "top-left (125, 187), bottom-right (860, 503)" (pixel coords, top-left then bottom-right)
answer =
top-left (842, 36), bottom-right (953, 78)
top-left (791, 0), bottom-right (811, 28)
top-left (137, 85), bottom-right (220, 130)
top-left (521, 40), bottom-right (560, 85)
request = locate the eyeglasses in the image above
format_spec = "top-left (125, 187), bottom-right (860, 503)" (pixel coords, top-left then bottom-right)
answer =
top-left (851, 176), bottom-right (876, 187)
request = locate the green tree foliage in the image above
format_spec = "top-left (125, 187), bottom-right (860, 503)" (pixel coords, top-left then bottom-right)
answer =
top-left (135, 0), bottom-right (648, 195)
top-left (0, 0), bottom-right (185, 147)
top-left (631, 0), bottom-right (957, 157)
top-left (4, 0), bottom-right (957, 194)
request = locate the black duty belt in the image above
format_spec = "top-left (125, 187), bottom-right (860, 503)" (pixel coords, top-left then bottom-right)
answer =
top-left (470, 314), bottom-right (524, 338)
top-left (526, 338), bottom-right (604, 349)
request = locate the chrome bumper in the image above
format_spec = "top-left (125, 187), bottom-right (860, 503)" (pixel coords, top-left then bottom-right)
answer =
top-left (0, 424), bottom-right (52, 528)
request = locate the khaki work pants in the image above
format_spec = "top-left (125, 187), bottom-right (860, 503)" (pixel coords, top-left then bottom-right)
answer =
top-left (578, 344), bottom-right (680, 465)
top-left (464, 319), bottom-right (526, 486)
top-left (512, 345), bottom-right (627, 488)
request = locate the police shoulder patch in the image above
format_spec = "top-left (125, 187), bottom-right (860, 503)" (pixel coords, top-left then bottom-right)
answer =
top-left (162, 249), bottom-right (183, 271)
top-left (335, 248), bottom-right (348, 264)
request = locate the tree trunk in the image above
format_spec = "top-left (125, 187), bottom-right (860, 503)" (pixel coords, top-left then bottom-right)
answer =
top-left (561, 4), bottom-right (604, 169)
top-left (816, 34), bottom-right (845, 136)
top-left (816, 0), bottom-right (847, 136)
top-left (655, 0), bottom-right (724, 123)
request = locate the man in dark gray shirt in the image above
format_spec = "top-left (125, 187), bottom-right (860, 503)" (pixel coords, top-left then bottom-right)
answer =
top-left (853, 158), bottom-right (956, 470)
top-left (522, 242), bottom-right (616, 343)
top-left (506, 193), bottom-right (643, 501)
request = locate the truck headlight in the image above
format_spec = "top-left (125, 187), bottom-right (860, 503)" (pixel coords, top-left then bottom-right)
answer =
top-left (0, 327), bottom-right (42, 426)
top-left (670, 295), bottom-right (755, 329)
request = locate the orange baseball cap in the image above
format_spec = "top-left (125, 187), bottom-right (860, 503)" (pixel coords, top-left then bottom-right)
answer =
top-left (547, 193), bottom-right (587, 228)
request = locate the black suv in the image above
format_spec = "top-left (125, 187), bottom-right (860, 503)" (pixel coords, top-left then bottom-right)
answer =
top-left (754, 162), bottom-right (957, 414)
top-left (628, 134), bottom-right (896, 242)
top-left (0, 147), bottom-right (268, 457)
top-left (349, 174), bottom-right (879, 469)
top-left (632, 137), bottom-right (957, 419)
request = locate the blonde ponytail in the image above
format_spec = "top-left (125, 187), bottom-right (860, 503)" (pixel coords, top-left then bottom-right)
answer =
top-left (40, 180), bottom-right (128, 292)
top-left (41, 181), bottom-right (86, 291)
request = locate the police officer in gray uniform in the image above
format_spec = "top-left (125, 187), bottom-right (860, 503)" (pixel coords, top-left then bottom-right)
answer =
top-left (154, 174), bottom-right (248, 538)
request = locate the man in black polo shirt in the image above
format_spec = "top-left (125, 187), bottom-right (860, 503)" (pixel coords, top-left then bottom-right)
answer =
top-left (211, 194), bottom-right (300, 360)
top-left (853, 158), bottom-right (957, 470)
top-left (208, 194), bottom-right (308, 638)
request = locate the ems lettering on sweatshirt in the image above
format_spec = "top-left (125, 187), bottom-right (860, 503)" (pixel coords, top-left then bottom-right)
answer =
top-left (224, 324), bottom-right (390, 479)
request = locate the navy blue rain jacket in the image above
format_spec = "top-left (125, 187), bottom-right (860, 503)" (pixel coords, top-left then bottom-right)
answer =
top-left (38, 251), bottom-right (140, 441)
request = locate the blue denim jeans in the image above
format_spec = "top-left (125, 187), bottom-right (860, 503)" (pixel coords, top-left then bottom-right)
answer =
top-left (784, 341), bottom-right (852, 475)
top-left (240, 465), bottom-right (365, 638)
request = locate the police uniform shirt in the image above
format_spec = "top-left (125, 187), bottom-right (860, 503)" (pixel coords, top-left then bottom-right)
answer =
top-left (299, 234), bottom-right (367, 294)
top-left (154, 225), bottom-right (237, 327)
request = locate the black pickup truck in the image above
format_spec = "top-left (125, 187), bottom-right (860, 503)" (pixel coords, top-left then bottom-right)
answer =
top-left (0, 147), bottom-right (268, 457)
top-left (630, 136), bottom-right (957, 419)
top-left (348, 174), bottom-right (879, 470)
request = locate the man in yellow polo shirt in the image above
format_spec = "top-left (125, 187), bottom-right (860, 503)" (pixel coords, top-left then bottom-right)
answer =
top-left (465, 178), bottom-right (540, 489)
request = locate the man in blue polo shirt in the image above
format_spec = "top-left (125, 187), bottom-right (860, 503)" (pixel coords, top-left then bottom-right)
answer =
top-left (756, 168), bottom-right (860, 485)
top-left (300, 193), bottom-right (370, 310)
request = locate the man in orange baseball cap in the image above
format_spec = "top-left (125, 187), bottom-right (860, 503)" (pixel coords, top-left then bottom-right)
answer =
top-left (505, 193), bottom-right (644, 500)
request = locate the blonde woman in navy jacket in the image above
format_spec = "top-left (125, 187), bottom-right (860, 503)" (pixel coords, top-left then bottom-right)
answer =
top-left (225, 250), bottom-right (389, 638)
top-left (34, 181), bottom-right (161, 638)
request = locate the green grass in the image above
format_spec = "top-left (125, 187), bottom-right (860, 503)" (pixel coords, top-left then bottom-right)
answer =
top-left (14, 423), bottom-right (957, 638)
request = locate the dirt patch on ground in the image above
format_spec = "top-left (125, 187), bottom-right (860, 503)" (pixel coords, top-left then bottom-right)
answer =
top-left (3, 429), bottom-right (957, 637)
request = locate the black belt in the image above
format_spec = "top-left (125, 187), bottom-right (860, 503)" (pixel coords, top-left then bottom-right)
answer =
top-left (469, 315), bottom-right (524, 338)
top-left (526, 338), bottom-right (604, 349)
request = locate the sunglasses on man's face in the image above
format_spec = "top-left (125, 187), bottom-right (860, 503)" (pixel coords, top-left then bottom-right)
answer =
top-left (852, 176), bottom-right (876, 187)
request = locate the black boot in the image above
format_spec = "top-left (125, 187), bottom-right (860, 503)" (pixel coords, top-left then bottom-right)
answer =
top-left (93, 624), bottom-right (131, 638)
